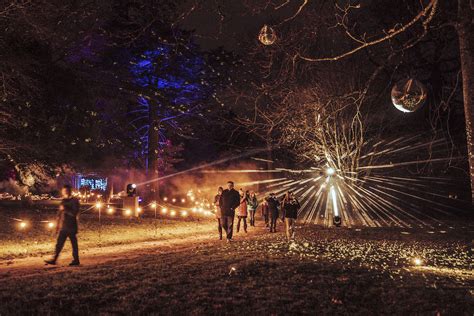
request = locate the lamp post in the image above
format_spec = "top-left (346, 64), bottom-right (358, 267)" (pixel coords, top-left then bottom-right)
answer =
top-left (151, 202), bottom-right (157, 237)
top-left (95, 202), bottom-right (102, 246)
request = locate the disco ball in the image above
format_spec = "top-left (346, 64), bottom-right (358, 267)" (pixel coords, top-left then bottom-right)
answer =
top-left (391, 78), bottom-right (427, 113)
top-left (258, 25), bottom-right (277, 46)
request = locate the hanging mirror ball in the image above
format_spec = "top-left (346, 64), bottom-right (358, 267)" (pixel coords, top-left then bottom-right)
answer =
top-left (258, 25), bottom-right (277, 46)
top-left (391, 78), bottom-right (427, 113)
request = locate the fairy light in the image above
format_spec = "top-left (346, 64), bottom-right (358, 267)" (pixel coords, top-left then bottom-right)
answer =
top-left (192, 207), bottom-right (197, 213)
top-left (326, 167), bottom-right (335, 176)
top-left (181, 198), bottom-right (186, 203)
top-left (107, 207), bottom-right (115, 214)
top-left (172, 198), bottom-right (177, 203)
top-left (413, 258), bottom-right (423, 266)
top-left (18, 221), bottom-right (28, 230)
top-left (124, 209), bottom-right (132, 216)
top-left (181, 211), bottom-right (188, 217)
top-left (170, 210), bottom-right (176, 217)
top-left (161, 208), bottom-right (168, 214)
top-left (47, 222), bottom-right (55, 229)
top-left (163, 197), bottom-right (168, 202)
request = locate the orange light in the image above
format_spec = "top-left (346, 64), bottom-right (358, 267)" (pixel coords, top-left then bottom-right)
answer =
top-left (170, 210), bottom-right (176, 217)
top-left (172, 198), bottom-right (176, 203)
top-left (163, 197), bottom-right (168, 201)
top-left (107, 207), bottom-right (114, 214)
top-left (137, 207), bottom-right (142, 213)
top-left (95, 202), bottom-right (102, 209)
top-left (181, 211), bottom-right (188, 217)
top-left (151, 202), bottom-right (157, 209)
top-left (19, 221), bottom-right (28, 229)
top-left (161, 208), bottom-right (168, 214)
top-left (124, 209), bottom-right (132, 216)
top-left (181, 198), bottom-right (186, 203)
top-left (47, 222), bottom-right (55, 229)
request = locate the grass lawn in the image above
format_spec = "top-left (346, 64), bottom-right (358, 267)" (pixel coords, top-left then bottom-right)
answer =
top-left (0, 212), bottom-right (472, 315)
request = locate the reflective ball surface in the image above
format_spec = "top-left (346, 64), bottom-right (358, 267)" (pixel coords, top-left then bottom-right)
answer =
top-left (391, 78), bottom-right (427, 113)
top-left (258, 25), bottom-right (277, 46)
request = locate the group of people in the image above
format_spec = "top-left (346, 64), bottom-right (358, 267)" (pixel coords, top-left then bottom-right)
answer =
top-left (214, 181), bottom-right (301, 242)
top-left (43, 181), bottom-right (302, 266)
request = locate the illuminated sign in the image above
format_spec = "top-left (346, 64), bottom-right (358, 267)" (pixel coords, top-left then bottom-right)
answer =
top-left (74, 174), bottom-right (108, 191)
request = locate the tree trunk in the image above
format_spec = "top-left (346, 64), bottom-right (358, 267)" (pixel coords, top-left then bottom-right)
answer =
top-left (458, 0), bottom-right (474, 203)
top-left (148, 102), bottom-right (159, 202)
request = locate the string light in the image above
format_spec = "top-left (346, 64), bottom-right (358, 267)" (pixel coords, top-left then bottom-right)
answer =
top-left (326, 167), bottom-right (335, 176)
top-left (172, 198), bottom-right (176, 203)
top-left (163, 197), bottom-right (168, 201)
top-left (181, 198), bottom-right (186, 203)
top-left (413, 258), bottom-right (423, 266)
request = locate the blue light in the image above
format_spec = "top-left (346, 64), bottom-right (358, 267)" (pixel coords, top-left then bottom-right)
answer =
top-left (129, 43), bottom-right (212, 168)
top-left (79, 177), bottom-right (108, 191)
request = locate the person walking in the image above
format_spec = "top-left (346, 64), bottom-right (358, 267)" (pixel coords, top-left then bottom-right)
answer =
top-left (236, 189), bottom-right (248, 233)
top-left (219, 181), bottom-right (241, 242)
top-left (214, 187), bottom-right (224, 240)
top-left (267, 193), bottom-right (279, 233)
top-left (247, 191), bottom-right (258, 227)
top-left (45, 184), bottom-right (81, 266)
top-left (261, 199), bottom-right (270, 228)
top-left (281, 191), bottom-right (300, 241)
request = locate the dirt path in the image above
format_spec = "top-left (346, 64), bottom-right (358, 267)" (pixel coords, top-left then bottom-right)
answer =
top-left (0, 223), bottom-right (472, 314)
top-left (0, 223), bottom-right (265, 279)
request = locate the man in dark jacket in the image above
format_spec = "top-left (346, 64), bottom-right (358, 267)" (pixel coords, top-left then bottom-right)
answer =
top-left (45, 184), bottom-right (81, 266)
top-left (267, 193), bottom-right (280, 233)
top-left (219, 181), bottom-right (240, 241)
